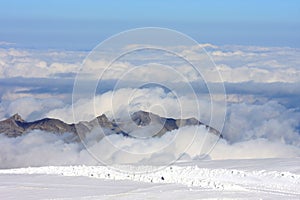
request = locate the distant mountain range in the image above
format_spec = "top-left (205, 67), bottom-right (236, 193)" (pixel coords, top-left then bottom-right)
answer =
top-left (0, 111), bottom-right (221, 139)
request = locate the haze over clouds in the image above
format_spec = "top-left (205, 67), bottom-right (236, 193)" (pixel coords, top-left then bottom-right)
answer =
top-left (0, 43), bottom-right (300, 168)
top-left (1, 45), bottom-right (300, 82)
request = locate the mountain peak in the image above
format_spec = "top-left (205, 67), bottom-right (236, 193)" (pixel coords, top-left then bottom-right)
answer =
top-left (131, 110), bottom-right (152, 126)
top-left (10, 113), bottom-right (25, 122)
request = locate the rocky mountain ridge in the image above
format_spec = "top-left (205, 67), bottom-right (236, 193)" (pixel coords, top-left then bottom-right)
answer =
top-left (0, 111), bottom-right (221, 139)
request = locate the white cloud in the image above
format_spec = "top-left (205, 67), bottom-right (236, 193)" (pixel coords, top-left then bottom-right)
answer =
top-left (0, 41), bottom-right (16, 46)
top-left (0, 48), bottom-right (85, 78)
top-left (0, 44), bottom-right (300, 168)
top-left (0, 84), bottom-right (299, 168)
top-left (211, 138), bottom-right (300, 160)
top-left (2, 97), bottom-right (65, 121)
top-left (223, 101), bottom-right (300, 146)
top-left (46, 87), bottom-right (221, 126)
top-left (209, 45), bottom-right (300, 83)
top-left (1, 44), bottom-right (299, 83)
top-left (0, 123), bottom-right (299, 168)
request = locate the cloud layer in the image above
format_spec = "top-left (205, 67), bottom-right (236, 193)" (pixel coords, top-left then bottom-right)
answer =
top-left (0, 43), bottom-right (299, 168)
top-left (0, 87), bottom-right (299, 168)
top-left (0, 123), bottom-right (299, 169)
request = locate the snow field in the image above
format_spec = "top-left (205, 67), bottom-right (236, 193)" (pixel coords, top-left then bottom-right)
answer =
top-left (1, 163), bottom-right (299, 196)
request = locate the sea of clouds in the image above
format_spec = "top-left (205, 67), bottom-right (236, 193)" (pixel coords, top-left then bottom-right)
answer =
top-left (0, 43), bottom-right (299, 168)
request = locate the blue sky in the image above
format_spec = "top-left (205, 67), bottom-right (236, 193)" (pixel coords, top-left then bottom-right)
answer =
top-left (0, 0), bottom-right (299, 49)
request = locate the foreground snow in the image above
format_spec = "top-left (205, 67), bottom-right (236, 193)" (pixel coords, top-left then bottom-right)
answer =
top-left (0, 158), bottom-right (299, 199)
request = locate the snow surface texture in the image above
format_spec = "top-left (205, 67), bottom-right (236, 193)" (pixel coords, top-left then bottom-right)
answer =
top-left (0, 158), bottom-right (299, 199)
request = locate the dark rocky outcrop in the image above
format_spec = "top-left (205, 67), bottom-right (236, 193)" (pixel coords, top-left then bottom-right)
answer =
top-left (131, 111), bottom-right (220, 137)
top-left (0, 111), bottom-right (221, 139)
top-left (0, 113), bottom-right (77, 137)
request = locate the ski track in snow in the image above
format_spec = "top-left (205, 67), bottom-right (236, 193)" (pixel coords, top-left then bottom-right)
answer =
top-left (0, 163), bottom-right (299, 198)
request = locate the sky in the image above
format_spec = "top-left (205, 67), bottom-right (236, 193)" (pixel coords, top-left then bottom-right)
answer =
top-left (0, 0), bottom-right (299, 49)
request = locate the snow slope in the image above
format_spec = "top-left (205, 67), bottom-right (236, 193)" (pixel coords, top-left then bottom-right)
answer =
top-left (0, 158), bottom-right (299, 199)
